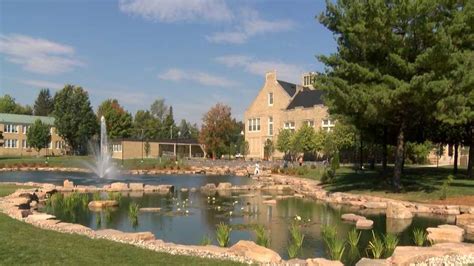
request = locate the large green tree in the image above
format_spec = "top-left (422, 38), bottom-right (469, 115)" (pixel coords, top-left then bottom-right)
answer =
top-left (317, 0), bottom-right (470, 189)
top-left (0, 95), bottom-right (33, 115)
top-left (276, 129), bottom-right (294, 159)
top-left (150, 98), bottom-right (169, 122)
top-left (33, 89), bottom-right (54, 116)
top-left (26, 119), bottom-right (51, 155)
top-left (97, 99), bottom-right (133, 139)
top-left (199, 103), bottom-right (234, 159)
top-left (53, 85), bottom-right (98, 154)
top-left (133, 110), bottom-right (161, 139)
top-left (163, 106), bottom-right (177, 139)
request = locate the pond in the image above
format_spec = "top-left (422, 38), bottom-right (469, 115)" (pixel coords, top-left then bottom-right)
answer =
top-left (0, 171), bottom-right (458, 264)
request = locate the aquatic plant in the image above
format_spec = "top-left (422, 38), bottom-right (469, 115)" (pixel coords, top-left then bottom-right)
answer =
top-left (383, 233), bottom-right (399, 257)
top-left (96, 214), bottom-right (101, 226)
top-left (47, 193), bottom-right (64, 208)
top-left (200, 235), bottom-right (212, 246)
top-left (412, 228), bottom-right (427, 246)
top-left (289, 222), bottom-right (304, 248)
top-left (108, 191), bottom-right (122, 202)
top-left (287, 242), bottom-right (299, 259)
top-left (128, 202), bottom-right (140, 226)
top-left (93, 191), bottom-right (101, 201)
top-left (254, 224), bottom-right (270, 247)
top-left (216, 222), bottom-right (232, 247)
top-left (367, 231), bottom-right (384, 259)
top-left (347, 228), bottom-right (361, 249)
top-left (321, 225), bottom-right (345, 260)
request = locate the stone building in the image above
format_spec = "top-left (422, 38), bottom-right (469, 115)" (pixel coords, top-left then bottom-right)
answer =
top-left (0, 113), bottom-right (66, 156)
top-left (244, 71), bottom-right (334, 159)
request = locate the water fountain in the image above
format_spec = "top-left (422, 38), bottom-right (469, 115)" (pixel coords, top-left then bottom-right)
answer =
top-left (85, 116), bottom-right (115, 178)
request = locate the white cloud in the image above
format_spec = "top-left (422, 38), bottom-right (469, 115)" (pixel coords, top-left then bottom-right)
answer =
top-left (118, 0), bottom-right (233, 23)
top-left (19, 79), bottom-right (64, 90)
top-left (0, 34), bottom-right (84, 74)
top-left (158, 68), bottom-right (237, 87)
top-left (215, 55), bottom-right (304, 82)
top-left (207, 9), bottom-right (294, 44)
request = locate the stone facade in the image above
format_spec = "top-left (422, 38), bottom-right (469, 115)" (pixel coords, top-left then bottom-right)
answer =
top-left (244, 71), bottom-right (333, 159)
top-left (0, 113), bottom-right (66, 156)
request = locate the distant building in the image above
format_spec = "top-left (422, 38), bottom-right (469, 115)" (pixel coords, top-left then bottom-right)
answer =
top-left (0, 113), bottom-right (66, 156)
top-left (244, 71), bottom-right (334, 159)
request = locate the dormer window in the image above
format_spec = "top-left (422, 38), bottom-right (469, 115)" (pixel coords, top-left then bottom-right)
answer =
top-left (268, 92), bottom-right (273, 106)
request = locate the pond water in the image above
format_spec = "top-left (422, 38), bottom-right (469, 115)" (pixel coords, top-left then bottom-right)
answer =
top-left (0, 171), bottom-right (458, 264)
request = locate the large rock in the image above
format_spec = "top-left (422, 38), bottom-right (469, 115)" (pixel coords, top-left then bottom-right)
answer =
top-left (306, 258), bottom-right (343, 266)
top-left (427, 224), bottom-right (465, 244)
top-left (25, 213), bottom-right (56, 221)
top-left (356, 219), bottom-right (374, 230)
top-left (391, 242), bottom-right (474, 265)
top-left (200, 183), bottom-right (217, 191)
top-left (355, 258), bottom-right (388, 266)
top-left (386, 218), bottom-right (412, 234)
top-left (110, 182), bottom-right (129, 191)
top-left (96, 229), bottom-right (155, 241)
top-left (341, 213), bottom-right (365, 222)
top-left (88, 200), bottom-right (119, 209)
top-left (363, 202), bottom-right (387, 209)
top-left (228, 240), bottom-right (281, 264)
top-left (456, 213), bottom-right (474, 228)
top-left (63, 179), bottom-right (74, 188)
top-left (263, 199), bottom-right (277, 205)
top-left (129, 183), bottom-right (144, 191)
top-left (139, 207), bottom-right (161, 212)
top-left (217, 182), bottom-right (232, 190)
top-left (386, 202), bottom-right (413, 219)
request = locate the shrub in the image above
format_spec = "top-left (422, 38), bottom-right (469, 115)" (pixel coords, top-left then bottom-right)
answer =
top-left (367, 231), bottom-right (384, 259)
top-left (200, 235), bottom-right (212, 246)
top-left (216, 222), bottom-right (232, 247)
top-left (384, 233), bottom-right (399, 257)
top-left (439, 174), bottom-right (454, 200)
top-left (412, 228), bottom-right (427, 246)
top-left (254, 224), bottom-right (270, 247)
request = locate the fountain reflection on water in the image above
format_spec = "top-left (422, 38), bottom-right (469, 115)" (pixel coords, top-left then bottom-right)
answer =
top-left (85, 116), bottom-right (115, 178)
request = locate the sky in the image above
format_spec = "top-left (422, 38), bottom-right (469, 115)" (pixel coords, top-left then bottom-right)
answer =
top-left (0, 0), bottom-right (336, 124)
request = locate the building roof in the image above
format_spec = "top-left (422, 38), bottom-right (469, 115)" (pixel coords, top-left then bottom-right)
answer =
top-left (0, 113), bottom-right (55, 125)
top-left (112, 138), bottom-right (200, 145)
top-left (286, 88), bottom-right (325, 109)
top-left (277, 80), bottom-right (303, 97)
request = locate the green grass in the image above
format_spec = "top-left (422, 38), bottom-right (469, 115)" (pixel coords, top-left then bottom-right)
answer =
top-left (0, 184), bottom-right (35, 197)
top-left (324, 166), bottom-right (474, 203)
top-left (0, 184), bottom-right (242, 265)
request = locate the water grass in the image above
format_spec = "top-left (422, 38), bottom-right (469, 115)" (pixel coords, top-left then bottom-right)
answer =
top-left (108, 192), bottom-right (122, 202)
top-left (321, 224), bottom-right (345, 260)
top-left (200, 235), bottom-right (212, 246)
top-left (216, 222), bottom-right (232, 247)
top-left (347, 228), bottom-right (361, 249)
top-left (383, 233), bottom-right (399, 257)
top-left (289, 222), bottom-right (305, 248)
top-left (254, 224), bottom-right (270, 247)
top-left (93, 191), bottom-right (102, 201)
top-left (128, 202), bottom-right (140, 226)
top-left (287, 242), bottom-right (299, 259)
top-left (367, 231), bottom-right (384, 259)
top-left (412, 228), bottom-right (427, 246)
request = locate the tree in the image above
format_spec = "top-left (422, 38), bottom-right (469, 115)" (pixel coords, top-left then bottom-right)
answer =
top-left (53, 85), bottom-right (98, 154)
top-left (144, 141), bottom-right (151, 158)
top-left (0, 95), bottom-right (33, 115)
top-left (317, 1), bottom-right (468, 189)
top-left (27, 119), bottom-right (51, 155)
top-left (97, 99), bottom-right (133, 139)
top-left (291, 124), bottom-right (316, 155)
top-left (264, 139), bottom-right (274, 161)
top-left (276, 129), bottom-right (294, 160)
top-left (133, 110), bottom-right (161, 139)
top-left (199, 103), bottom-right (234, 159)
top-left (150, 98), bottom-right (168, 121)
top-left (34, 89), bottom-right (54, 116)
top-left (163, 106), bottom-right (177, 139)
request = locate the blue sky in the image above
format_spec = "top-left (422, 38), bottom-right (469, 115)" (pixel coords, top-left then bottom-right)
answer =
top-left (0, 0), bottom-right (336, 124)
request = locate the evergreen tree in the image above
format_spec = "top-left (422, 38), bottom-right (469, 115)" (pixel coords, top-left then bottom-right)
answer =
top-left (27, 119), bottom-right (51, 155)
top-left (53, 85), bottom-right (98, 154)
top-left (163, 106), bottom-right (176, 139)
top-left (33, 89), bottom-right (54, 116)
top-left (133, 110), bottom-right (161, 140)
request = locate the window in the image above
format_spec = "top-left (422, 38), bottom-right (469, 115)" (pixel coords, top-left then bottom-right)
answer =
top-left (4, 139), bottom-right (18, 148)
top-left (22, 125), bottom-right (28, 134)
top-left (268, 92), bottom-right (273, 106)
top-left (268, 117), bottom-right (273, 136)
top-left (322, 119), bottom-right (335, 132)
top-left (4, 124), bottom-right (18, 133)
top-left (112, 144), bottom-right (122, 152)
top-left (22, 140), bottom-right (31, 149)
top-left (48, 141), bottom-right (52, 149)
top-left (247, 118), bottom-right (261, 132)
top-left (305, 120), bottom-right (314, 127)
top-left (55, 141), bottom-right (65, 149)
top-left (284, 121), bottom-right (295, 131)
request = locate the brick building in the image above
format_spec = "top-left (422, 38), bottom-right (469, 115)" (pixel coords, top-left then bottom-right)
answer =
top-left (244, 71), bottom-right (334, 159)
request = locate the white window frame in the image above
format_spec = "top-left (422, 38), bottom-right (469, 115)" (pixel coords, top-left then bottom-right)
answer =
top-left (284, 121), bottom-right (295, 131)
top-left (305, 120), bottom-right (314, 127)
top-left (247, 118), bottom-right (261, 132)
top-left (4, 124), bottom-right (18, 134)
top-left (112, 144), bottom-right (122, 152)
top-left (321, 118), bottom-right (335, 132)
top-left (5, 139), bottom-right (18, 148)
top-left (268, 92), bottom-right (273, 106)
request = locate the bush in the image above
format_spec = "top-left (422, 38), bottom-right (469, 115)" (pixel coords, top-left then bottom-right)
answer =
top-left (322, 225), bottom-right (346, 260)
top-left (254, 224), bottom-right (270, 247)
top-left (384, 233), bottom-right (399, 257)
top-left (412, 228), bottom-right (427, 246)
top-left (367, 231), bottom-right (384, 259)
top-left (200, 235), bottom-right (212, 246)
top-left (216, 222), bottom-right (232, 247)
top-left (439, 174), bottom-right (454, 200)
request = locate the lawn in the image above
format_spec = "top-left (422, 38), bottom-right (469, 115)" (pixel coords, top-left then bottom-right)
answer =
top-left (324, 166), bottom-right (474, 204)
top-left (0, 184), bottom-right (243, 265)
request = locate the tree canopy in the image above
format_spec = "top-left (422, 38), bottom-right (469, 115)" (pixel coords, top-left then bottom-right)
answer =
top-left (33, 89), bottom-right (54, 116)
top-left (26, 119), bottom-right (51, 154)
top-left (199, 103), bottom-right (234, 159)
top-left (97, 99), bottom-right (133, 139)
top-left (0, 95), bottom-right (33, 115)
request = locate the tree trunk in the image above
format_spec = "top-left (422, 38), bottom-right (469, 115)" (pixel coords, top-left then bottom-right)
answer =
top-left (453, 142), bottom-right (459, 175)
top-left (393, 123), bottom-right (405, 192)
